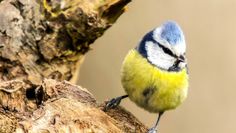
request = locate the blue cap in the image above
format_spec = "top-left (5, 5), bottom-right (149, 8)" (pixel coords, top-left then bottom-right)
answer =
top-left (160, 21), bottom-right (183, 45)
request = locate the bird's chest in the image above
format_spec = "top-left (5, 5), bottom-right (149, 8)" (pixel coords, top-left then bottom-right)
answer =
top-left (121, 50), bottom-right (188, 112)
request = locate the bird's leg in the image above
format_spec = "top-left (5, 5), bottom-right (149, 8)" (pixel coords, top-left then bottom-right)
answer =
top-left (104, 95), bottom-right (128, 111)
top-left (148, 112), bottom-right (164, 133)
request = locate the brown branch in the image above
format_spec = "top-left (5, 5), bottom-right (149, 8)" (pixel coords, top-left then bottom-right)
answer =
top-left (0, 0), bottom-right (149, 132)
top-left (0, 0), bottom-right (131, 85)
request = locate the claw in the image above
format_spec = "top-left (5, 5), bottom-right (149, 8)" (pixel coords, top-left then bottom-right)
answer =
top-left (148, 127), bottom-right (157, 133)
top-left (104, 97), bottom-right (121, 111)
top-left (104, 95), bottom-right (128, 111)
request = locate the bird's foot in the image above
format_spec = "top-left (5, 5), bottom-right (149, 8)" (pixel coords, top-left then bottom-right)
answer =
top-left (104, 95), bottom-right (129, 111)
top-left (148, 127), bottom-right (157, 133)
top-left (104, 97), bottom-right (122, 111)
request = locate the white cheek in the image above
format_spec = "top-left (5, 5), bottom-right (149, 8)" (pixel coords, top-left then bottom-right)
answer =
top-left (145, 41), bottom-right (176, 70)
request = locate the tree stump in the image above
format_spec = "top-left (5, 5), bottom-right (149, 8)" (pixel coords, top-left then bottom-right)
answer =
top-left (0, 0), bottom-right (148, 132)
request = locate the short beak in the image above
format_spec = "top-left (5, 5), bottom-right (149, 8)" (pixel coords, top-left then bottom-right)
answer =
top-left (178, 55), bottom-right (185, 62)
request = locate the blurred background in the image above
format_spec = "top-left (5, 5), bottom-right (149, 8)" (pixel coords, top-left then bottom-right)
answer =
top-left (78, 0), bottom-right (236, 133)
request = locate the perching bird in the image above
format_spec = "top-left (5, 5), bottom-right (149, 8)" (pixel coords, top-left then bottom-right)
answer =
top-left (105, 21), bottom-right (189, 133)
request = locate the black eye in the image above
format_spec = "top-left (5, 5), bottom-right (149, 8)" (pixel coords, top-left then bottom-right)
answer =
top-left (158, 43), bottom-right (175, 57)
top-left (179, 55), bottom-right (185, 61)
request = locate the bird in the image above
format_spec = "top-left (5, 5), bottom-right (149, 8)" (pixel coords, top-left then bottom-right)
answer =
top-left (105, 21), bottom-right (189, 133)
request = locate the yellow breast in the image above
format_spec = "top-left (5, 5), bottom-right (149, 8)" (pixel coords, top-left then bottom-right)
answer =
top-left (121, 49), bottom-right (189, 113)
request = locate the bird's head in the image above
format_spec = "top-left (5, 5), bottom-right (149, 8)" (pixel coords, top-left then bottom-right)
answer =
top-left (137, 21), bottom-right (187, 71)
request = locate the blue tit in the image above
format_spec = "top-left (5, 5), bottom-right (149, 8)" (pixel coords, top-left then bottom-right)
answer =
top-left (105, 21), bottom-right (188, 133)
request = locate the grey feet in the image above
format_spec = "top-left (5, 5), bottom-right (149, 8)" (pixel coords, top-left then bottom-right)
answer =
top-left (104, 95), bottom-right (128, 111)
top-left (148, 127), bottom-right (157, 133)
top-left (147, 112), bottom-right (164, 133)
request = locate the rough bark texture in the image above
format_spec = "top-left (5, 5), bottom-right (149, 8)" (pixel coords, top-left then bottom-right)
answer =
top-left (0, 0), bottom-right (131, 85)
top-left (0, 79), bottom-right (148, 132)
top-left (0, 0), bottom-right (149, 132)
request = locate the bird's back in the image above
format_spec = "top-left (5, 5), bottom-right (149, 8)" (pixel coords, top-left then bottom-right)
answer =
top-left (121, 49), bottom-right (188, 113)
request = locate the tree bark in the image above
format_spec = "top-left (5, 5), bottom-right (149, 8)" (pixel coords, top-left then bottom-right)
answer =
top-left (0, 0), bottom-right (131, 84)
top-left (0, 0), bottom-right (148, 132)
top-left (0, 79), bottom-right (147, 132)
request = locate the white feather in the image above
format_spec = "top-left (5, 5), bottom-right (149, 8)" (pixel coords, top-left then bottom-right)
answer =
top-left (145, 41), bottom-right (176, 70)
top-left (152, 28), bottom-right (186, 56)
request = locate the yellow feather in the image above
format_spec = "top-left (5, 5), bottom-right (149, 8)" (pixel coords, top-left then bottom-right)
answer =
top-left (121, 49), bottom-right (188, 113)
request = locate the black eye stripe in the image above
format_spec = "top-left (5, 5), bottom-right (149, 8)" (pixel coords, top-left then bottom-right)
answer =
top-left (157, 43), bottom-right (177, 57)
top-left (138, 31), bottom-right (178, 58)
top-left (146, 35), bottom-right (177, 58)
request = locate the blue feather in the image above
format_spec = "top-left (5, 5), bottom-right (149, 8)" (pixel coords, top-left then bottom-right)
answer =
top-left (136, 21), bottom-right (184, 58)
top-left (161, 21), bottom-right (183, 45)
top-left (136, 30), bottom-right (155, 58)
